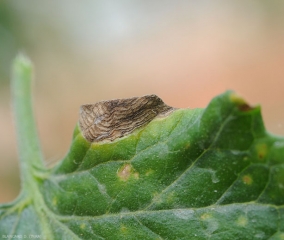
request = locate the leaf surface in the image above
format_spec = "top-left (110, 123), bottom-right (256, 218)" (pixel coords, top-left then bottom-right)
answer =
top-left (1, 91), bottom-right (284, 240)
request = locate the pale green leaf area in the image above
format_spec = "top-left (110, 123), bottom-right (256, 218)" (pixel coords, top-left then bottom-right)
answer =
top-left (0, 55), bottom-right (283, 239)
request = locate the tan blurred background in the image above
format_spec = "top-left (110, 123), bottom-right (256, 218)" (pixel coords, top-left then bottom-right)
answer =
top-left (0, 1), bottom-right (284, 203)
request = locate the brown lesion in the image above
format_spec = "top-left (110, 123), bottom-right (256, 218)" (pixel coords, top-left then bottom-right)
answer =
top-left (79, 94), bottom-right (175, 142)
top-left (238, 103), bottom-right (254, 112)
top-left (117, 164), bottom-right (132, 181)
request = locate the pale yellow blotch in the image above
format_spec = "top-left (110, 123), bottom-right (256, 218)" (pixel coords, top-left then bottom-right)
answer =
top-left (229, 93), bottom-right (246, 105)
top-left (151, 194), bottom-right (162, 206)
top-left (52, 197), bottom-right (57, 206)
top-left (152, 192), bottom-right (159, 198)
top-left (149, 192), bottom-right (161, 205)
top-left (200, 213), bottom-right (212, 220)
top-left (237, 215), bottom-right (247, 227)
top-left (242, 175), bottom-right (253, 185)
top-left (80, 223), bottom-right (86, 229)
top-left (166, 192), bottom-right (176, 204)
top-left (133, 172), bottom-right (139, 179)
top-left (256, 143), bottom-right (267, 160)
top-left (145, 169), bottom-right (154, 176)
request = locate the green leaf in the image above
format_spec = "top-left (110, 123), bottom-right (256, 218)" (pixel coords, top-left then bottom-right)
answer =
top-left (1, 57), bottom-right (283, 239)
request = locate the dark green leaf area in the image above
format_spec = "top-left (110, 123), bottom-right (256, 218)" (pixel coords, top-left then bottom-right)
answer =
top-left (57, 204), bottom-right (279, 240)
top-left (49, 92), bottom-right (282, 216)
top-left (148, 150), bottom-right (250, 210)
top-left (257, 164), bottom-right (284, 205)
top-left (217, 164), bottom-right (269, 204)
top-left (51, 108), bottom-right (205, 213)
top-left (36, 91), bottom-right (283, 239)
top-left (197, 92), bottom-right (265, 150)
top-left (2, 91), bottom-right (284, 239)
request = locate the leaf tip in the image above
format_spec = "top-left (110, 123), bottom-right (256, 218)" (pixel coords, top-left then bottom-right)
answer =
top-left (229, 92), bottom-right (255, 112)
top-left (13, 53), bottom-right (32, 71)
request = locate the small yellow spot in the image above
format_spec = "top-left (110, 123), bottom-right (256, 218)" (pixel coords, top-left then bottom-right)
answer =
top-left (151, 195), bottom-right (162, 205)
top-left (145, 169), bottom-right (154, 176)
top-left (121, 225), bottom-right (127, 233)
top-left (80, 223), bottom-right (86, 229)
top-left (200, 213), bottom-right (211, 220)
top-left (133, 172), bottom-right (139, 179)
top-left (166, 192), bottom-right (176, 204)
top-left (256, 143), bottom-right (267, 160)
top-left (152, 192), bottom-right (159, 198)
top-left (52, 197), bottom-right (57, 206)
top-left (242, 175), bottom-right (253, 185)
top-left (237, 215), bottom-right (247, 227)
top-left (185, 143), bottom-right (190, 149)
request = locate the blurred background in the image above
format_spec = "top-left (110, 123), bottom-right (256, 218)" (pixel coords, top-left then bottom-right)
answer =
top-left (0, 1), bottom-right (284, 202)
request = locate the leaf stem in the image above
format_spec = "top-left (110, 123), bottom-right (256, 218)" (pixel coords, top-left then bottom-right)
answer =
top-left (12, 54), bottom-right (45, 189)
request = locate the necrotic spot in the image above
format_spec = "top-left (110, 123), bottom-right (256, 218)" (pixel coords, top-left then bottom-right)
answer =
top-left (79, 95), bottom-right (175, 142)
